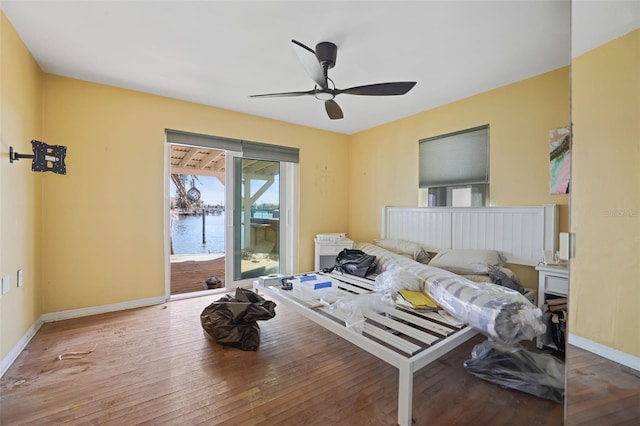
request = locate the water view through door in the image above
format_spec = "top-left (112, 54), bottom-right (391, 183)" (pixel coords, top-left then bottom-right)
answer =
top-left (168, 139), bottom-right (294, 295)
top-left (169, 145), bottom-right (228, 295)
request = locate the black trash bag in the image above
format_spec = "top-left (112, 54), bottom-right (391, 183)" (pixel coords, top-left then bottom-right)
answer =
top-left (463, 339), bottom-right (565, 403)
top-left (334, 249), bottom-right (376, 277)
top-left (200, 288), bottom-right (276, 351)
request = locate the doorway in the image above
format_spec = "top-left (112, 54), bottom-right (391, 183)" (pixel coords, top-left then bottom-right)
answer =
top-left (169, 146), bottom-right (227, 296)
top-left (165, 130), bottom-right (298, 298)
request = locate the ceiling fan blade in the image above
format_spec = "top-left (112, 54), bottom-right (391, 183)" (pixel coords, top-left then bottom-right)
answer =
top-left (339, 82), bottom-right (417, 96)
top-left (292, 39), bottom-right (327, 89)
top-left (250, 90), bottom-right (314, 98)
top-left (325, 100), bottom-right (343, 120)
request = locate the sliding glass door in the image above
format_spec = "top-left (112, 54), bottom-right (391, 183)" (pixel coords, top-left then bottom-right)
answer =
top-left (166, 129), bottom-right (297, 294)
top-left (224, 152), bottom-right (296, 289)
top-left (234, 157), bottom-right (281, 280)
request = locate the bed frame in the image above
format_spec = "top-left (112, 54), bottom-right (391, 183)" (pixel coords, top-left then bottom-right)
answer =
top-left (256, 205), bottom-right (559, 425)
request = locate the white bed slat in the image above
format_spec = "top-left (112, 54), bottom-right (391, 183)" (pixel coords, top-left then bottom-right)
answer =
top-left (363, 312), bottom-right (440, 345)
top-left (362, 323), bottom-right (422, 355)
top-left (417, 311), bottom-right (464, 329)
top-left (387, 309), bottom-right (453, 337)
top-left (327, 271), bottom-right (376, 291)
top-left (318, 306), bottom-right (422, 355)
top-left (334, 282), bottom-right (371, 295)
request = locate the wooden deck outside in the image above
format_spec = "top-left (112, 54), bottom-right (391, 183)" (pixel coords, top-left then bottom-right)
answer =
top-left (0, 295), bottom-right (572, 425)
top-left (171, 256), bottom-right (226, 295)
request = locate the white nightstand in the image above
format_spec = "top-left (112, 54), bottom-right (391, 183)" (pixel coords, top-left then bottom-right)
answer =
top-left (314, 237), bottom-right (354, 270)
top-left (535, 263), bottom-right (569, 350)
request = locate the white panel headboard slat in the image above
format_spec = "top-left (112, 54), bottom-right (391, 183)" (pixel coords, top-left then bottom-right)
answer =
top-left (381, 205), bottom-right (559, 266)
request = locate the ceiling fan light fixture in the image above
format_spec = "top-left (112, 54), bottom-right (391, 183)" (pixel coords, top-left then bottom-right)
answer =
top-left (314, 90), bottom-right (335, 101)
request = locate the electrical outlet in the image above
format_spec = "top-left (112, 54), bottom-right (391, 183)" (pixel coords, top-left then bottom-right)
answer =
top-left (2, 276), bottom-right (10, 295)
top-left (17, 269), bottom-right (23, 287)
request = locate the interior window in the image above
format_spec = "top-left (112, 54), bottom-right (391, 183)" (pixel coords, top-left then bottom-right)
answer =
top-left (419, 125), bottom-right (489, 207)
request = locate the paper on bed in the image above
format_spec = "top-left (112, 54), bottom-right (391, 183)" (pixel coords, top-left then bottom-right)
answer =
top-left (398, 290), bottom-right (438, 309)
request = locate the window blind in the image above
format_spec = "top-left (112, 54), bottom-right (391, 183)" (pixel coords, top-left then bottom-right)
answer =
top-left (419, 125), bottom-right (489, 188)
top-left (242, 141), bottom-right (299, 163)
top-left (166, 129), bottom-right (299, 163)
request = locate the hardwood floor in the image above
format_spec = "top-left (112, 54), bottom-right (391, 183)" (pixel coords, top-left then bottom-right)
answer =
top-left (565, 344), bottom-right (640, 425)
top-left (1, 295), bottom-right (566, 425)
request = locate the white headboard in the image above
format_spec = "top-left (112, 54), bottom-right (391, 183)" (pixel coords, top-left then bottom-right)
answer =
top-left (381, 205), bottom-right (558, 266)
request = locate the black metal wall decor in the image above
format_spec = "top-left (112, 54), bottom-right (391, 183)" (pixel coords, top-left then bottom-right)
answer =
top-left (9, 140), bottom-right (67, 174)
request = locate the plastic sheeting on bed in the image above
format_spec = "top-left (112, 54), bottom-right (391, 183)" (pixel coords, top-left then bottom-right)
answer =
top-left (357, 243), bottom-right (545, 345)
top-left (425, 269), bottom-right (544, 345)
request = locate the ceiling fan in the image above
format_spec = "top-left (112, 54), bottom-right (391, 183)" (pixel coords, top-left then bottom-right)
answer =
top-left (250, 40), bottom-right (417, 120)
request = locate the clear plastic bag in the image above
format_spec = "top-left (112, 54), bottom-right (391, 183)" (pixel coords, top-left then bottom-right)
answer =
top-left (463, 339), bottom-right (565, 403)
top-left (374, 266), bottom-right (423, 297)
top-left (331, 266), bottom-right (421, 333)
top-left (330, 292), bottom-right (396, 334)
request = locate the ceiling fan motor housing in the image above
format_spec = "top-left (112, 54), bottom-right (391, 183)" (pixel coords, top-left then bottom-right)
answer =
top-left (315, 42), bottom-right (337, 70)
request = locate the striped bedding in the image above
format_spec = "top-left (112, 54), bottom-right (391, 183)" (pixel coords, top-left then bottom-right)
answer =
top-left (356, 242), bottom-right (545, 344)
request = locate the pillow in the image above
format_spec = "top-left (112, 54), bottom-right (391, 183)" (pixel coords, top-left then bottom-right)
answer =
top-left (373, 239), bottom-right (431, 264)
top-left (429, 249), bottom-right (505, 275)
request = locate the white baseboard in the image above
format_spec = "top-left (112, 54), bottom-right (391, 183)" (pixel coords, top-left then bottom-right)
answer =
top-left (1, 318), bottom-right (44, 378)
top-left (1, 296), bottom-right (166, 378)
top-left (40, 296), bottom-right (167, 322)
top-left (569, 333), bottom-right (640, 372)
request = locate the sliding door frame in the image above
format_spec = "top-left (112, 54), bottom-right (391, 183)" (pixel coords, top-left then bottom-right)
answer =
top-left (164, 130), bottom-right (298, 296)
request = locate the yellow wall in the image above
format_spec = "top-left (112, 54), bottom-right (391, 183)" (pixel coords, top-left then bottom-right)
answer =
top-left (347, 68), bottom-right (571, 289)
top-left (0, 11), bottom-right (43, 360)
top-left (40, 75), bottom-right (350, 312)
top-left (571, 29), bottom-right (639, 357)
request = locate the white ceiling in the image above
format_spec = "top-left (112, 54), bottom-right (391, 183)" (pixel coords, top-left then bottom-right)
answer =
top-left (0, 1), bottom-right (635, 135)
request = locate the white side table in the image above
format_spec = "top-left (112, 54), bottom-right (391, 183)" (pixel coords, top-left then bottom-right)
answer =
top-left (535, 263), bottom-right (569, 349)
top-left (314, 238), bottom-right (354, 271)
